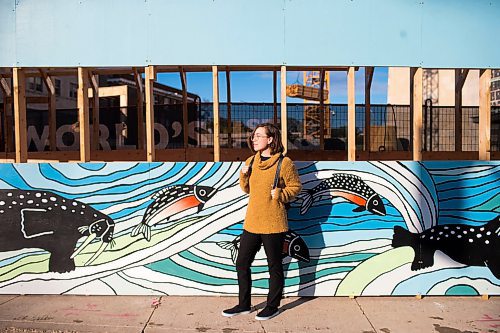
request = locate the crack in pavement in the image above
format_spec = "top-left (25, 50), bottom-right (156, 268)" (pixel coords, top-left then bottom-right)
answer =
top-left (142, 295), bottom-right (163, 333)
top-left (0, 295), bottom-right (21, 307)
top-left (355, 298), bottom-right (378, 333)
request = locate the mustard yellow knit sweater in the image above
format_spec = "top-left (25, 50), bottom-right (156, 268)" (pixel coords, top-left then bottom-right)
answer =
top-left (240, 152), bottom-right (302, 234)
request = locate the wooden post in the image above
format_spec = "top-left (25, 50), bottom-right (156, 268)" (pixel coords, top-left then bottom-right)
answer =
top-left (212, 66), bottom-right (220, 162)
top-left (365, 67), bottom-right (374, 152)
top-left (319, 69), bottom-right (325, 150)
top-left (39, 70), bottom-right (57, 151)
top-left (281, 66), bottom-right (288, 153)
top-left (77, 67), bottom-right (90, 162)
top-left (145, 65), bottom-right (156, 162)
top-left (13, 68), bottom-right (27, 163)
top-left (0, 75), bottom-right (12, 153)
top-left (273, 69), bottom-right (278, 124)
top-left (455, 69), bottom-right (469, 152)
top-left (479, 69), bottom-right (491, 160)
top-left (179, 66), bottom-right (189, 149)
top-left (133, 68), bottom-right (145, 150)
top-left (226, 68), bottom-right (232, 148)
top-left (347, 67), bottom-right (355, 161)
top-left (412, 67), bottom-right (423, 161)
top-left (89, 72), bottom-right (100, 151)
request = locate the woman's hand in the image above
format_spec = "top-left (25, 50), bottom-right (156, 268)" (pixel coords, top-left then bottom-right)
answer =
top-left (241, 166), bottom-right (250, 175)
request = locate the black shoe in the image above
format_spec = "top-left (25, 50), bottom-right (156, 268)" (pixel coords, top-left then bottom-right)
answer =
top-left (255, 306), bottom-right (279, 321)
top-left (221, 305), bottom-right (251, 317)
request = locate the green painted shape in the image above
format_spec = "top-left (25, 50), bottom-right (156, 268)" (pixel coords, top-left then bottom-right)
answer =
top-left (445, 285), bottom-right (479, 296)
top-left (0, 254), bottom-right (49, 282)
top-left (147, 258), bottom-right (237, 286)
top-left (472, 193), bottom-right (500, 212)
top-left (336, 247), bottom-right (414, 296)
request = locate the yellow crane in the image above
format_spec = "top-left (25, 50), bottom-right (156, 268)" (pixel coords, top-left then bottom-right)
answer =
top-left (286, 70), bottom-right (331, 143)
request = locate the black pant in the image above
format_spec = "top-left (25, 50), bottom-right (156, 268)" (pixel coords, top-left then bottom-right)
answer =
top-left (236, 230), bottom-right (285, 309)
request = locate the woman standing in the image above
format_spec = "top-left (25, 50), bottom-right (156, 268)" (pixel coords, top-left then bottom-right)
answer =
top-left (222, 123), bottom-right (302, 321)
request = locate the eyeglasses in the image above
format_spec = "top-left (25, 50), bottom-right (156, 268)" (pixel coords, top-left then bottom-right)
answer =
top-left (251, 134), bottom-right (269, 141)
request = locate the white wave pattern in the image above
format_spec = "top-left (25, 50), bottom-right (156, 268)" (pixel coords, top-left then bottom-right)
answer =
top-left (427, 277), bottom-right (500, 295)
top-left (374, 162), bottom-right (437, 230)
top-left (427, 165), bottom-right (497, 176)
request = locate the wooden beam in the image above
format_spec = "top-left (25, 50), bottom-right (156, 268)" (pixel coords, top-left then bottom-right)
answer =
top-left (212, 65), bottom-right (220, 162)
top-left (0, 76), bottom-right (11, 96)
top-left (13, 68), bottom-right (27, 163)
top-left (412, 67), bottom-right (423, 161)
top-left (319, 69), bottom-right (326, 150)
top-left (77, 67), bottom-right (91, 162)
top-left (0, 76), bottom-right (13, 153)
top-left (479, 69), bottom-right (491, 160)
top-left (454, 69), bottom-right (469, 152)
top-left (179, 66), bottom-right (189, 149)
top-left (347, 67), bottom-right (356, 161)
top-left (226, 68), bottom-right (232, 148)
top-left (39, 69), bottom-right (57, 151)
top-left (281, 66), bottom-right (288, 153)
top-left (134, 68), bottom-right (145, 150)
top-left (145, 65), bottom-right (156, 162)
top-left (89, 72), bottom-right (100, 151)
top-left (273, 70), bottom-right (278, 124)
top-left (365, 67), bottom-right (374, 152)
top-left (88, 85), bottom-right (128, 98)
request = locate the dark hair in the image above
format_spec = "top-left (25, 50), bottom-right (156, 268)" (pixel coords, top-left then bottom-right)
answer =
top-left (247, 123), bottom-right (284, 155)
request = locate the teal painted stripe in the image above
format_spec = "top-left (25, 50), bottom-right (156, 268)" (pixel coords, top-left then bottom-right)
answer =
top-left (146, 258), bottom-right (237, 286)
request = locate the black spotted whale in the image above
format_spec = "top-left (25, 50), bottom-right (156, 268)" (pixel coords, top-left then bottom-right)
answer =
top-left (0, 189), bottom-right (115, 273)
top-left (392, 215), bottom-right (500, 279)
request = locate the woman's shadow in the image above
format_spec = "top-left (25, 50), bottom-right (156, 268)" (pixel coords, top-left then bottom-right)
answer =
top-left (281, 162), bottom-right (327, 311)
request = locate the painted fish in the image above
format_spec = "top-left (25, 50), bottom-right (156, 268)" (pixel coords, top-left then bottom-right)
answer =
top-left (131, 185), bottom-right (217, 241)
top-left (217, 230), bottom-right (310, 264)
top-left (0, 189), bottom-right (115, 273)
top-left (298, 173), bottom-right (386, 216)
top-left (392, 215), bottom-right (500, 279)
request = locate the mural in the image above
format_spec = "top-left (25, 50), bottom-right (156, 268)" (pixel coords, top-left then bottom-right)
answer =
top-left (0, 161), bottom-right (498, 296)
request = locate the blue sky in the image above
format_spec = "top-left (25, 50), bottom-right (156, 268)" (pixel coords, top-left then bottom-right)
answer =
top-left (157, 67), bottom-right (388, 104)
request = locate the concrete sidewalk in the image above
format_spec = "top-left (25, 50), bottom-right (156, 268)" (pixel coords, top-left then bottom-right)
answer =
top-left (0, 295), bottom-right (498, 333)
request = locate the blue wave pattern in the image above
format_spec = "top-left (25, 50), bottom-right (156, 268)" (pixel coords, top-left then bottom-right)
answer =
top-left (0, 161), bottom-right (498, 295)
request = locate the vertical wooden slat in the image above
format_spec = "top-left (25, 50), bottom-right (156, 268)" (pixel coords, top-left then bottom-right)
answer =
top-left (89, 73), bottom-right (100, 151)
top-left (13, 68), bottom-right (27, 162)
top-left (412, 67), bottom-right (423, 161)
top-left (479, 69), bottom-right (491, 160)
top-left (145, 65), bottom-right (156, 162)
top-left (319, 68), bottom-right (325, 150)
top-left (455, 69), bottom-right (469, 152)
top-left (179, 66), bottom-right (189, 149)
top-left (409, 67), bottom-right (415, 150)
top-left (0, 76), bottom-right (12, 153)
top-left (273, 70), bottom-right (278, 124)
top-left (347, 67), bottom-right (356, 161)
top-left (280, 66), bottom-right (288, 153)
top-left (133, 68), bottom-right (144, 150)
top-left (212, 66), bottom-right (220, 162)
top-left (39, 69), bottom-right (57, 151)
top-left (226, 68), bottom-right (232, 148)
top-left (77, 67), bottom-right (90, 162)
top-left (364, 67), bottom-right (374, 152)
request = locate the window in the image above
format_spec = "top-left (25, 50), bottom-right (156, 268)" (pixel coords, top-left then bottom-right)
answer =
top-left (55, 79), bottom-right (61, 97)
top-left (69, 83), bottom-right (78, 98)
top-left (28, 78), bottom-right (35, 90)
top-left (34, 77), bottom-right (43, 92)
